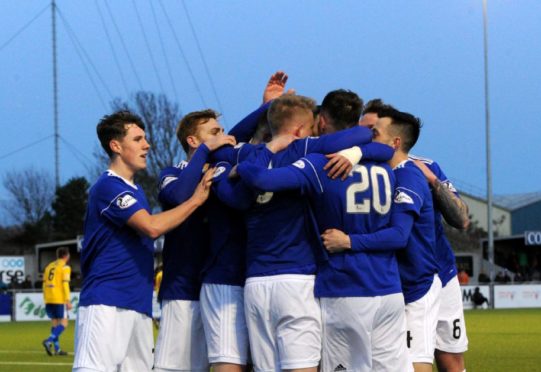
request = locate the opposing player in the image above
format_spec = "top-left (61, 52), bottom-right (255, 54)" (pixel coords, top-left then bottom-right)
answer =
top-left (362, 99), bottom-right (470, 371)
top-left (42, 247), bottom-right (72, 356)
top-left (73, 111), bottom-right (213, 372)
top-left (237, 96), bottom-right (410, 371)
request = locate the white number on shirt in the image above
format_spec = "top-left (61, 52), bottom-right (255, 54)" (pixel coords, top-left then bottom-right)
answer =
top-left (346, 165), bottom-right (392, 215)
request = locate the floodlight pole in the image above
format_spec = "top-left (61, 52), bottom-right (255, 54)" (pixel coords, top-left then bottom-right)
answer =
top-left (482, 0), bottom-right (495, 308)
top-left (52, 0), bottom-right (60, 188)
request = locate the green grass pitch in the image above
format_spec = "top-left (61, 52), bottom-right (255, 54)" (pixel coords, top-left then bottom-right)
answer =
top-left (0, 309), bottom-right (540, 371)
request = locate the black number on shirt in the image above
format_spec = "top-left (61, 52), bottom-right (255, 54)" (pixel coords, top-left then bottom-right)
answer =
top-left (48, 267), bottom-right (56, 281)
top-left (453, 318), bottom-right (461, 339)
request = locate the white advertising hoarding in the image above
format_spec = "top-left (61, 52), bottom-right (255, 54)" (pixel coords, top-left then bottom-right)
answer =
top-left (14, 292), bottom-right (161, 321)
top-left (494, 285), bottom-right (541, 309)
top-left (14, 292), bottom-right (80, 321)
top-left (0, 256), bottom-right (25, 284)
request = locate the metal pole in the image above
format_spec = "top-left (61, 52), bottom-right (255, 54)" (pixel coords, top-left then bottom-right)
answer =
top-left (482, 0), bottom-right (495, 308)
top-left (52, 0), bottom-right (59, 188)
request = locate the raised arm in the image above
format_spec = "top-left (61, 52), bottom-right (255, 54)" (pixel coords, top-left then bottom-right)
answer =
top-left (413, 159), bottom-right (469, 229)
top-left (228, 102), bottom-right (271, 143)
top-left (158, 145), bottom-right (210, 206)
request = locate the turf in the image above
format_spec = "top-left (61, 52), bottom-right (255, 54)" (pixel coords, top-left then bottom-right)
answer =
top-left (0, 309), bottom-right (540, 371)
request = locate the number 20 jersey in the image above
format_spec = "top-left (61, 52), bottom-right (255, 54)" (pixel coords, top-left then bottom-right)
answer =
top-left (287, 153), bottom-right (401, 298)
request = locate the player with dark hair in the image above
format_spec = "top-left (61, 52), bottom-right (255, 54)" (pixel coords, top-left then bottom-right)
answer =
top-left (319, 89), bottom-right (364, 134)
top-left (42, 247), bottom-right (72, 356)
top-left (324, 107), bottom-right (440, 372)
top-left (72, 110), bottom-right (213, 372)
top-left (361, 99), bottom-right (470, 371)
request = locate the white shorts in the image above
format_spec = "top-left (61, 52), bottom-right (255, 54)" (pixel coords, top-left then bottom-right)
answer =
top-left (200, 283), bottom-right (249, 365)
top-left (405, 274), bottom-right (442, 364)
top-left (436, 275), bottom-right (469, 353)
top-left (154, 300), bottom-right (209, 372)
top-left (244, 274), bottom-right (321, 372)
top-left (321, 293), bottom-right (412, 372)
top-left (72, 305), bottom-right (153, 372)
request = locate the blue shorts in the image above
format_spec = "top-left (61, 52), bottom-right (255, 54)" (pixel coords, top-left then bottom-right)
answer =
top-left (45, 304), bottom-right (65, 319)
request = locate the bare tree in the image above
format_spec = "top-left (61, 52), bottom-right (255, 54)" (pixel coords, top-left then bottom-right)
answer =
top-left (2, 167), bottom-right (55, 225)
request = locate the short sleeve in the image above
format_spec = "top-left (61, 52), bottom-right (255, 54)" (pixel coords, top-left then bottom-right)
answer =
top-left (97, 178), bottom-right (145, 227)
top-left (392, 167), bottom-right (425, 217)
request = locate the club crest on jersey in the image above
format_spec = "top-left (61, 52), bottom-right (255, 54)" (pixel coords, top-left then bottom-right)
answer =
top-left (293, 160), bottom-right (306, 169)
top-left (394, 190), bottom-right (414, 204)
top-left (116, 194), bottom-right (137, 209)
top-left (213, 166), bottom-right (226, 179)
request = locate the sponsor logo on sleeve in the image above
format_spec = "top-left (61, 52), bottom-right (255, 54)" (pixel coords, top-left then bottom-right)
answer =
top-left (116, 194), bottom-right (137, 209)
top-left (293, 160), bottom-right (306, 169)
top-left (394, 190), bottom-right (414, 204)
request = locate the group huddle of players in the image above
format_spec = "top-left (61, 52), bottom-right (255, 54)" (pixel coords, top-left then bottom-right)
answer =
top-left (72, 72), bottom-right (470, 372)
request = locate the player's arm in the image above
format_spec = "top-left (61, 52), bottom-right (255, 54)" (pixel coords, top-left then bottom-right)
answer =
top-left (129, 169), bottom-right (214, 239)
top-left (62, 266), bottom-right (72, 310)
top-left (413, 160), bottom-right (470, 229)
top-left (227, 102), bottom-right (271, 143)
top-left (322, 209), bottom-right (415, 253)
top-left (237, 155), bottom-right (322, 195)
top-left (211, 163), bottom-right (256, 210)
top-left (302, 125), bottom-right (374, 155)
top-left (323, 142), bottom-right (394, 180)
top-left (227, 71), bottom-right (289, 142)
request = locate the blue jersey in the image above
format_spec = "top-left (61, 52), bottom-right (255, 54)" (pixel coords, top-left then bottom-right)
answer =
top-left (238, 153), bottom-right (401, 297)
top-left (218, 125), bottom-right (376, 278)
top-left (80, 171), bottom-right (154, 317)
top-left (410, 155), bottom-right (459, 287)
top-left (392, 160), bottom-right (438, 303)
top-left (158, 159), bottom-right (209, 301)
top-left (201, 162), bottom-right (248, 286)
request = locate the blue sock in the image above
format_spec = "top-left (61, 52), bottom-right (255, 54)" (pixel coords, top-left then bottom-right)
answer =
top-left (52, 324), bottom-right (65, 339)
top-left (46, 327), bottom-right (55, 343)
top-left (51, 325), bottom-right (65, 351)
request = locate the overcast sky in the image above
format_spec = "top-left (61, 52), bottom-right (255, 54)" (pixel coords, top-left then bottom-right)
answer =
top-left (1, 0), bottom-right (541, 224)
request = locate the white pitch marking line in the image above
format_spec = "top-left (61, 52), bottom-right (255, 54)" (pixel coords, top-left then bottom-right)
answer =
top-left (0, 361), bottom-right (72, 366)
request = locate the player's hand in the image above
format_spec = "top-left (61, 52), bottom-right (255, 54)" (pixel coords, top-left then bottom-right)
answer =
top-left (204, 134), bottom-right (237, 151)
top-left (266, 133), bottom-right (298, 153)
top-left (324, 154), bottom-right (353, 180)
top-left (192, 167), bottom-right (215, 206)
top-left (412, 159), bottom-right (438, 186)
top-left (263, 71), bottom-right (291, 103)
top-left (321, 228), bottom-right (351, 253)
top-left (66, 302), bottom-right (73, 311)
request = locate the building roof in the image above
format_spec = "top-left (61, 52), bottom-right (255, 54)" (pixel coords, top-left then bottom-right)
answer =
top-left (493, 192), bottom-right (541, 211)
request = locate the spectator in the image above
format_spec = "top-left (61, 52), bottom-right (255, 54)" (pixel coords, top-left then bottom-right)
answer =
top-left (472, 287), bottom-right (489, 309)
top-left (21, 275), bottom-right (33, 289)
top-left (514, 271), bottom-right (524, 283)
top-left (495, 269), bottom-right (511, 283)
top-left (457, 269), bottom-right (470, 285)
top-left (478, 271), bottom-right (490, 283)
